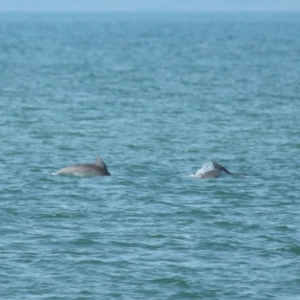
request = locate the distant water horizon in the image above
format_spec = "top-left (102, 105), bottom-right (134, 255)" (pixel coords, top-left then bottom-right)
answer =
top-left (1, 0), bottom-right (300, 12)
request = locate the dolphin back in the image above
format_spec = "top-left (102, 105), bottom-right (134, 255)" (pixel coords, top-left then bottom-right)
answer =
top-left (201, 169), bottom-right (221, 178)
top-left (55, 156), bottom-right (111, 176)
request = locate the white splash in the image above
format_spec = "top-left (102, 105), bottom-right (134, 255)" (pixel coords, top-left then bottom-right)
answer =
top-left (189, 161), bottom-right (215, 178)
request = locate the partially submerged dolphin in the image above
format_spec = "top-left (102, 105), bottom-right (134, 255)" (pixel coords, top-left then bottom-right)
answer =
top-left (194, 161), bottom-right (248, 179)
top-left (55, 156), bottom-right (111, 176)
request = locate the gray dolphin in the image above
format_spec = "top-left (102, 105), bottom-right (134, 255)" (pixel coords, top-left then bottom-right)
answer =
top-left (197, 162), bottom-right (248, 179)
top-left (198, 169), bottom-right (222, 179)
top-left (55, 156), bottom-right (111, 176)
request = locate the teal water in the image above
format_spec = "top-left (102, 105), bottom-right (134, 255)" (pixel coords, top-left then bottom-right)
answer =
top-left (1, 12), bottom-right (300, 299)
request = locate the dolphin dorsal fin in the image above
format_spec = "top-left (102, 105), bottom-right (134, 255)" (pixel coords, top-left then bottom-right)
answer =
top-left (95, 156), bottom-right (106, 168)
top-left (212, 161), bottom-right (231, 174)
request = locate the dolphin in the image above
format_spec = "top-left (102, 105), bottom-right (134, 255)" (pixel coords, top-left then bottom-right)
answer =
top-left (55, 156), bottom-right (111, 176)
top-left (196, 162), bottom-right (248, 179)
top-left (197, 169), bottom-right (222, 179)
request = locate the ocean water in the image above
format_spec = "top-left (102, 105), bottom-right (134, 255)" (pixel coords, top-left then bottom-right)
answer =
top-left (0, 12), bottom-right (300, 299)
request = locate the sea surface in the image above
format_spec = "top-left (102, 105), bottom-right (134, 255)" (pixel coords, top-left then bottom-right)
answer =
top-left (0, 12), bottom-right (300, 299)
